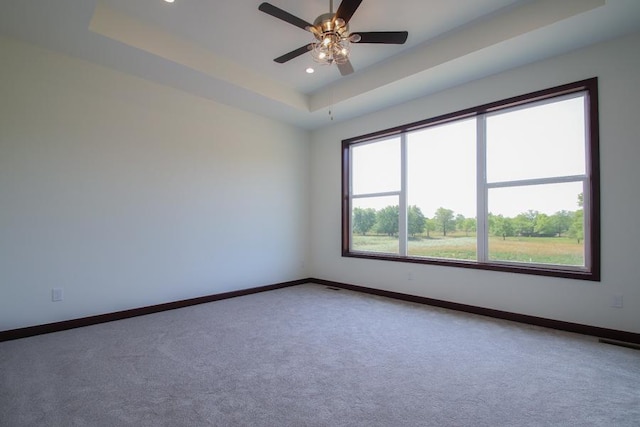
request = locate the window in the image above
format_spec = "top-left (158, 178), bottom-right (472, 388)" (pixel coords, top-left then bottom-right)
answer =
top-left (342, 78), bottom-right (600, 280)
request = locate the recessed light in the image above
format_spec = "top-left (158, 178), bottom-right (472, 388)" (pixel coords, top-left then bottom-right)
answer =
top-left (306, 67), bottom-right (315, 74)
top-left (164, 0), bottom-right (175, 3)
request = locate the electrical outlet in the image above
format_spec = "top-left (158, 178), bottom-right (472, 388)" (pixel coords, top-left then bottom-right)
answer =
top-left (612, 295), bottom-right (623, 308)
top-left (407, 272), bottom-right (413, 281)
top-left (52, 288), bottom-right (64, 302)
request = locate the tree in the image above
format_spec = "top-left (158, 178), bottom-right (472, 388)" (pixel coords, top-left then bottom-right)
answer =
top-left (424, 218), bottom-right (435, 238)
top-left (375, 205), bottom-right (399, 236)
top-left (534, 213), bottom-right (555, 237)
top-left (434, 207), bottom-right (455, 236)
top-left (461, 218), bottom-right (476, 236)
top-left (550, 210), bottom-right (573, 237)
top-left (408, 205), bottom-right (426, 237)
top-left (514, 210), bottom-right (538, 237)
top-left (487, 212), bottom-right (496, 233)
top-left (568, 193), bottom-right (584, 243)
top-left (352, 207), bottom-right (377, 235)
top-left (568, 210), bottom-right (584, 243)
top-left (455, 214), bottom-right (466, 232)
top-left (491, 214), bottom-right (514, 240)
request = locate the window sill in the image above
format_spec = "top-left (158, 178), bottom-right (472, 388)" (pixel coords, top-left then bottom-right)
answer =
top-left (342, 251), bottom-right (599, 281)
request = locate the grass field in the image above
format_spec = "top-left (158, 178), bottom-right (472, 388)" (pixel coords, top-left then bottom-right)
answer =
top-left (352, 232), bottom-right (584, 266)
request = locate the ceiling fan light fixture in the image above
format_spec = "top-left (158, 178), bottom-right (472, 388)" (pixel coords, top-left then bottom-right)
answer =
top-left (311, 36), bottom-right (350, 65)
top-left (333, 40), bottom-right (350, 63)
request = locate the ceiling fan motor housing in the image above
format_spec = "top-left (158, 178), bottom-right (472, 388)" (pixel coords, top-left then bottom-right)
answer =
top-left (313, 13), bottom-right (349, 38)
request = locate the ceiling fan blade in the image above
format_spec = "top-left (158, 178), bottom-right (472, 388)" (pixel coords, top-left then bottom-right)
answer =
top-left (258, 3), bottom-right (313, 32)
top-left (337, 60), bottom-right (354, 76)
top-left (334, 0), bottom-right (363, 25)
top-left (351, 31), bottom-right (409, 44)
top-left (274, 44), bottom-right (313, 64)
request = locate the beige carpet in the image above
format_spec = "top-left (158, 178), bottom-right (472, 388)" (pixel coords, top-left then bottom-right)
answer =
top-left (1, 283), bottom-right (639, 426)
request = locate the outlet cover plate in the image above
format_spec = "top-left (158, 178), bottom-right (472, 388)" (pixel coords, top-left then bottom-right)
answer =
top-left (52, 288), bottom-right (64, 302)
top-left (612, 295), bottom-right (623, 308)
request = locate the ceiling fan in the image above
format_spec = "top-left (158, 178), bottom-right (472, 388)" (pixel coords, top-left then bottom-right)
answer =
top-left (258, 0), bottom-right (408, 76)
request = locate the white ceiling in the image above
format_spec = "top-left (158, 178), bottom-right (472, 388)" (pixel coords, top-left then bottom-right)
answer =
top-left (1, 0), bottom-right (640, 129)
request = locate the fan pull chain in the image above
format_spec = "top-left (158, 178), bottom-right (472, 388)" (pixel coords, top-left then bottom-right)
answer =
top-left (329, 87), bottom-right (335, 121)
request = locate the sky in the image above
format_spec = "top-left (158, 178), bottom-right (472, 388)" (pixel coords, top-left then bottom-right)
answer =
top-left (351, 94), bottom-right (587, 219)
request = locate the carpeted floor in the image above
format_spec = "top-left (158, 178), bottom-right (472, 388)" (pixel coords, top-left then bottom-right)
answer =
top-left (1, 283), bottom-right (639, 426)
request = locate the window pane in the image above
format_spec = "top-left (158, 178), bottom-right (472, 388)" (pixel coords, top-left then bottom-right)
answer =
top-left (351, 196), bottom-right (399, 254)
top-left (488, 182), bottom-right (585, 266)
top-left (486, 95), bottom-right (586, 183)
top-left (407, 119), bottom-right (477, 260)
top-left (352, 137), bottom-right (400, 195)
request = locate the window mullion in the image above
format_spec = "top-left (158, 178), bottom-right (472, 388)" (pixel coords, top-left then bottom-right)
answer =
top-left (352, 191), bottom-right (402, 199)
top-left (399, 133), bottom-right (408, 256)
top-left (487, 175), bottom-right (586, 189)
top-left (477, 115), bottom-right (488, 263)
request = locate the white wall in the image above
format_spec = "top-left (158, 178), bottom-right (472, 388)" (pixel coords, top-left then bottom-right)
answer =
top-left (0, 37), bottom-right (310, 331)
top-left (3, 30), bottom-right (639, 336)
top-left (310, 32), bottom-right (640, 334)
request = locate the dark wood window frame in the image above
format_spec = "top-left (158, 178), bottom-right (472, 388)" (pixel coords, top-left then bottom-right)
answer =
top-left (342, 78), bottom-right (600, 281)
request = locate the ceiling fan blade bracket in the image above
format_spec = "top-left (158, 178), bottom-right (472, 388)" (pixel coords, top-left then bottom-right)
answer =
top-left (308, 25), bottom-right (322, 39)
top-left (333, 0), bottom-right (364, 25)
